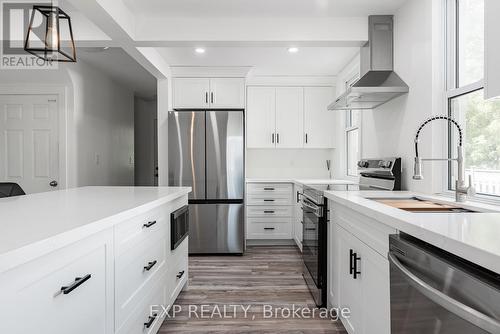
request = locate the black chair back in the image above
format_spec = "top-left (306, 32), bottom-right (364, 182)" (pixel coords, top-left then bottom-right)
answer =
top-left (0, 183), bottom-right (26, 198)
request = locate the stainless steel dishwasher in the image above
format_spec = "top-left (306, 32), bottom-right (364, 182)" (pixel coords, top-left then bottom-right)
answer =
top-left (389, 233), bottom-right (500, 334)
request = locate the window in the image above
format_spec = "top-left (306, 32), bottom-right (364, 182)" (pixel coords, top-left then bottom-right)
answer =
top-left (345, 75), bottom-right (361, 177)
top-left (447, 0), bottom-right (500, 198)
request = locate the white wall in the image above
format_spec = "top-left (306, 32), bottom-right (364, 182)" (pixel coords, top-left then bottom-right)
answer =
top-left (246, 149), bottom-right (335, 179)
top-left (335, 0), bottom-right (447, 193)
top-left (134, 97), bottom-right (157, 186)
top-left (0, 60), bottom-right (135, 188)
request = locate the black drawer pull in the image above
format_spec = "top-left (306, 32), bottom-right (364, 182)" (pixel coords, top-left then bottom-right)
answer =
top-left (263, 187), bottom-right (275, 191)
top-left (264, 227), bottom-right (275, 230)
top-left (144, 260), bottom-right (157, 272)
top-left (305, 228), bottom-right (316, 231)
top-left (60, 274), bottom-right (91, 295)
top-left (144, 313), bottom-right (157, 329)
top-left (349, 249), bottom-right (361, 279)
top-left (177, 270), bottom-right (185, 279)
top-left (264, 210), bottom-right (275, 214)
top-left (263, 199), bottom-right (275, 202)
top-left (143, 221), bottom-right (157, 228)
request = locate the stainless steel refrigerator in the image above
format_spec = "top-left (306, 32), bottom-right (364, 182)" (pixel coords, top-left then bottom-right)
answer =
top-left (168, 110), bottom-right (244, 254)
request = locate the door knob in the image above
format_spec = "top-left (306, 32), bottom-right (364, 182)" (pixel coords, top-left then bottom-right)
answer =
top-left (49, 180), bottom-right (58, 187)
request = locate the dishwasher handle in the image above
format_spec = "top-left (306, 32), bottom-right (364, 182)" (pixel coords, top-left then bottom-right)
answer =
top-left (388, 252), bottom-right (500, 334)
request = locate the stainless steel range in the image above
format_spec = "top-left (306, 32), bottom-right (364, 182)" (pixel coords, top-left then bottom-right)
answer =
top-left (302, 157), bottom-right (402, 307)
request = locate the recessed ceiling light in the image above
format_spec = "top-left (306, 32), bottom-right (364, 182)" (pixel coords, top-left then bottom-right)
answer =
top-left (288, 47), bottom-right (299, 53)
top-left (195, 48), bottom-right (206, 54)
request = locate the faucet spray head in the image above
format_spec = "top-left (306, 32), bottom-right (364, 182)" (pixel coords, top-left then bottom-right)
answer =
top-left (413, 157), bottom-right (424, 180)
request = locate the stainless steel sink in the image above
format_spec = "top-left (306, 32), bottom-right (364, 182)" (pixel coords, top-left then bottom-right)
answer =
top-left (366, 197), bottom-right (482, 213)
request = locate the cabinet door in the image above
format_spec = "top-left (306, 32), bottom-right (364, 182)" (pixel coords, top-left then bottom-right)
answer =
top-left (0, 230), bottom-right (113, 334)
top-left (210, 78), bottom-right (245, 109)
top-left (337, 226), bottom-right (363, 334)
top-left (173, 78), bottom-right (210, 109)
top-left (304, 87), bottom-right (336, 148)
top-left (485, 0), bottom-right (500, 99)
top-left (246, 87), bottom-right (276, 148)
top-left (360, 242), bottom-right (391, 334)
top-left (275, 87), bottom-right (304, 148)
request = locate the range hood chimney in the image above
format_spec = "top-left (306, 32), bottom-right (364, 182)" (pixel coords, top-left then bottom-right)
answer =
top-left (328, 15), bottom-right (409, 111)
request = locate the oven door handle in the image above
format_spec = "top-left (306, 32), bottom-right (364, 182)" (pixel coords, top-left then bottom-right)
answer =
top-left (388, 252), bottom-right (500, 333)
top-left (301, 201), bottom-right (322, 217)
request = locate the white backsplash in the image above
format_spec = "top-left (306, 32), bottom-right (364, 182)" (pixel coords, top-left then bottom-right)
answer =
top-left (246, 149), bottom-right (335, 179)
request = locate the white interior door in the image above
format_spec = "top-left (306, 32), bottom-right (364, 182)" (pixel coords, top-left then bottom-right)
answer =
top-left (0, 94), bottom-right (59, 194)
top-left (275, 87), bottom-right (304, 148)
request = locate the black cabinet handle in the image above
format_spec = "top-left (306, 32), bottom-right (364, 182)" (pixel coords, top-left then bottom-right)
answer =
top-left (60, 274), bottom-right (91, 295)
top-left (350, 249), bottom-right (361, 279)
top-left (264, 227), bottom-right (275, 230)
top-left (277, 133), bottom-right (280, 144)
top-left (205, 92), bottom-right (208, 104)
top-left (272, 133), bottom-right (275, 144)
top-left (264, 210), bottom-right (275, 214)
top-left (143, 220), bottom-right (157, 228)
top-left (263, 187), bottom-right (275, 191)
top-left (305, 133), bottom-right (308, 144)
top-left (177, 270), bottom-right (185, 279)
top-left (263, 199), bottom-right (275, 202)
top-left (144, 260), bottom-right (157, 272)
top-left (305, 228), bottom-right (316, 231)
top-left (144, 313), bottom-right (157, 329)
top-left (210, 92), bottom-right (214, 104)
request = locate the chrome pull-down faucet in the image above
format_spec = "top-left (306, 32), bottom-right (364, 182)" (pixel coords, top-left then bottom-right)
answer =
top-left (413, 115), bottom-right (475, 203)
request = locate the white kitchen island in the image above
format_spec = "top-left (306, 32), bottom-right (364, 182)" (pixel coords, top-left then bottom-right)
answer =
top-left (325, 190), bottom-right (500, 334)
top-left (0, 186), bottom-right (191, 334)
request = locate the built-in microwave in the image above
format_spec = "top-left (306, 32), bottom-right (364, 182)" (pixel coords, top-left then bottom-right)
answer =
top-left (171, 205), bottom-right (189, 250)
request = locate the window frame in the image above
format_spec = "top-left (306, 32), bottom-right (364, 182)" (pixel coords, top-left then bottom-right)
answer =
top-left (345, 73), bottom-right (361, 178)
top-left (445, 0), bottom-right (500, 201)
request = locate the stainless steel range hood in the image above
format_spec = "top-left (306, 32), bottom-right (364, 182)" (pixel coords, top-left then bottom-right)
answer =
top-left (328, 15), bottom-right (409, 111)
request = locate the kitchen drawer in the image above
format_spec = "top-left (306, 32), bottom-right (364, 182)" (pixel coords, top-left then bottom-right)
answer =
top-left (168, 238), bottom-right (189, 304)
top-left (247, 183), bottom-right (293, 195)
top-left (247, 218), bottom-right (292, 239)
top-left (114, 205), bottom-right (167, 257)
top-left (115, 232), bottom-right (167, 329)
top-left (0, 230), bottom-right (113, 334)
top-left (246, 205), bottom-right (293, 217)
top-left (246, 193), bottom-right (293, 206)
top-left (116, 270), bottom-right (168, 334)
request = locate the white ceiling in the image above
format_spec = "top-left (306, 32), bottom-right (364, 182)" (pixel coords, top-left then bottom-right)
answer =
top-left (123, 0), bottom-right (408, 18)
top-left (78, 48), bottom-right (157, 98)
top-left (157, 46), bottom-right (360, 76)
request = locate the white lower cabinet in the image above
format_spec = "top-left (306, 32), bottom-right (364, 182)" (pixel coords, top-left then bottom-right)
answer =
top-left (293, 183), bottom-right (303, 251)
top-left (0, 196), bottom-right (189, 334)
top-left (329, 200), bottom-right (391, 334)
top-left (0, 229), bottom-right (114, 334)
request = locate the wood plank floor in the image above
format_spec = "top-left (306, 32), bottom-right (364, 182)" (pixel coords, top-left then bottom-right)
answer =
top-left (159, 246), bottom-right (347, 333)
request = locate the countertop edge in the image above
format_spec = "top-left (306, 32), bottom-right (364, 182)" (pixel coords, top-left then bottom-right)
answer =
top-left (324, 191), bottom-right (500, 274)
top-left (0, 188), bottom-right (190, 274)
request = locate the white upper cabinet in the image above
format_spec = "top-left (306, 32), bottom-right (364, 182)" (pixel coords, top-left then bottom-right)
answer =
top-left (304, 87), bottom-right (336, 148)
top-left (209, 78), bottom-right (245, 108)
top-left (246, 85), bottom-right (335, 149)
top-left (275, 87), bottom-right (304, 148)
top-left (173, 78), bottom-right (245, 109)
top-left (485, 0), bottom-right (500, 100)
top-left (247, 87), bottom-right (276, 148)
top-left (173, 78), bottom-right (210, 109)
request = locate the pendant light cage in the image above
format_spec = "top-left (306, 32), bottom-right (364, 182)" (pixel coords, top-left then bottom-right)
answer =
top-left (24, 5), bottom-right (76, 62)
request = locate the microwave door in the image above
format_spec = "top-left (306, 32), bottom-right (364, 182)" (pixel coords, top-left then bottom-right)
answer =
top-left (168, 111), bottom-right (206, 200)
top-left (206, 111), bottom-right (244, 200)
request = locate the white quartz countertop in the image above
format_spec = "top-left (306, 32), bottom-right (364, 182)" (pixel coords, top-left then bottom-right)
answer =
top-left (324, 190), bottom-right (500, 274)
top-left (0, 186), bottom-right (191, 272)
top-left (246, 178), bottom-right (358, 185)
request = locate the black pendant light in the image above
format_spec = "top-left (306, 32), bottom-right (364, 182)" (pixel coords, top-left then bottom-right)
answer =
top-left (24, 4), bottom-right (76, 62)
